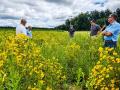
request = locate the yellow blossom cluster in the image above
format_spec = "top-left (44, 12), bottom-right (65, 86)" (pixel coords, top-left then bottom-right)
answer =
top-left (0, 34), bottom-right (66, 90)
top-left (87, 47), bottom-right (120, 90)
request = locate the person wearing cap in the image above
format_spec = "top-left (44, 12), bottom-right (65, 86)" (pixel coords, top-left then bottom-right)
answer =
top-left (102, 14), bottom-right (120, 48)
top-left (16, 19), bottom-right (27, 35)
top-left (90, 20), bottom-right (101, 36)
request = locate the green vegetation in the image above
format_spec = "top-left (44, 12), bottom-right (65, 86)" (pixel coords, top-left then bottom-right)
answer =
top-left (0, 28), bottom-right (119, 90)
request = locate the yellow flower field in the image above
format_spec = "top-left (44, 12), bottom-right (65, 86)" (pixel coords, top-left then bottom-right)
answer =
top-left (0, 28), bottom-right (120, 90)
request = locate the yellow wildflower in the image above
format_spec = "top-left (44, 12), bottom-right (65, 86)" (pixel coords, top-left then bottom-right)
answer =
top-left (46, 86), bottom-right (52, 90)
top-left (98, 47), bottom-right (103, 52)
top-left (113, 52), bottom-right (118, 56)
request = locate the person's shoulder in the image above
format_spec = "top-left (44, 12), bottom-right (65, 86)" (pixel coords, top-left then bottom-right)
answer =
top-left (113, 22), bottom-right (120, 31)
top-left (114, 21), bottom-right (120, 25)
top-left (95, 24), bottom-right (100, 28)
top-left (115, 22), bottom-right (120, 28)
top-left (96, 24), bottom-right (100, 27)
top-left (21, 25), bottom-right (27, 31)
top-left (117, 22), bottom-right (120, 26)
top-left (117, 23), bottom-right (120, 30)
top-left (17, 24), bottom-right (23, 28)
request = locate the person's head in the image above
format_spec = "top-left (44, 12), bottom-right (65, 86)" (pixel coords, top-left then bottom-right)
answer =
top-left (28, 26), bottom-right (32, 31)
top-left (108, 14), bottom-right (118, 24)
top-left (20, 19), bottom-right (27, 26)
top-left (90, 19), bottom-right (96, 25)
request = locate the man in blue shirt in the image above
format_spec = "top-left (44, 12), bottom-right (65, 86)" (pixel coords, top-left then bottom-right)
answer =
top-left (102, 14), bottom-right (120, 48)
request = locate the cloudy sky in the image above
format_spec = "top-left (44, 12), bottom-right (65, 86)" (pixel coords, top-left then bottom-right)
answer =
top-left (0, 0), bottom-right (120, 28)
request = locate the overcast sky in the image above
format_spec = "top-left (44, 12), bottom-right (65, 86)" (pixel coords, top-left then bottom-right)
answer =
top-left (0, 0), bottom-right (120, 28)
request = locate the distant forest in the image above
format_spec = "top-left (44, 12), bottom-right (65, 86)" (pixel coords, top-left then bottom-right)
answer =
top-left (55, 8), bottom-right (120, 31)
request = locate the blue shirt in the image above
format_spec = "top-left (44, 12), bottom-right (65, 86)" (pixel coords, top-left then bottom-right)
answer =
top-left (103, 21), bottom-right (120, 41)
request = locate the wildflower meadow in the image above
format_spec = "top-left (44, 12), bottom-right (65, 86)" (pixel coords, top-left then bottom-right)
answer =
top-left (0, 28), bottom-right (120, 90)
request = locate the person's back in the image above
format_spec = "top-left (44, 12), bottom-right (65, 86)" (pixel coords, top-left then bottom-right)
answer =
top-left (70, 26), bottom-right (75, 33)
top-left (69, 25), bottom-right (75, 37)
top-left (90, 20), bottom-right (101, 36)
top-left (16, 24), bottom-right (27, 35)
top-left (90, 24), bottom-right (100, 36)
top-left (16, 19), bottom-right (27, 36)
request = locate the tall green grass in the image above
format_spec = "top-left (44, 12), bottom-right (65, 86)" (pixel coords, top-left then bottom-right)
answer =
top-left (0, 28), bottom-right (120, 89)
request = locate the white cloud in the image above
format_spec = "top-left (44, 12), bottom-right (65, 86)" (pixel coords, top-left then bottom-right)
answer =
top-left (105, 0), bottom-right (120, 11)
top-left (0, 0), bottom-right (120, 28)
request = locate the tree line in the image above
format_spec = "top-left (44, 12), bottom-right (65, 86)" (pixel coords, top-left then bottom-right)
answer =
top-left (55, 8), bottom-right (120, 31)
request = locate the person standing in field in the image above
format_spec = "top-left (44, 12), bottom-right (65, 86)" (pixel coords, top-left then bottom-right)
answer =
top-left (102, 14), bottom-right (120, 48)
top-left (69, 25), bottom-right (75, 37)
top-left (90, 20), bottom-right (101, 36)
top-left (26, 26), bottom-right (32, 38)
top-left (16, 19), bottom-right (27, 36)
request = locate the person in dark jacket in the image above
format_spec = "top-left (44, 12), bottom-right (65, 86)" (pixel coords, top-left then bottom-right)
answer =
top-left (69, 25), bottom-right (75, 37)
top-left (90, 20), bottom-right (101, 36)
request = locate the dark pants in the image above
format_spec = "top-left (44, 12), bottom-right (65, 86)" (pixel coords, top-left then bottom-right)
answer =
top-left (104, 40), bottom-right (117, 48)
top-left (69, 32), bottom-right (74, 37)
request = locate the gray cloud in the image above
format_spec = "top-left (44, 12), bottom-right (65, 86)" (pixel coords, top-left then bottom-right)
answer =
top-left (45, 0), bottom-right (72, 5)
top-left (0, 15), bottom-right (19, 20)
